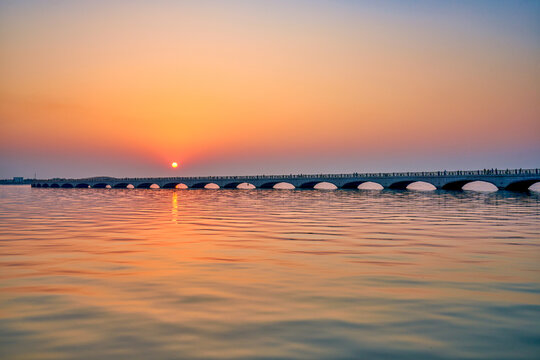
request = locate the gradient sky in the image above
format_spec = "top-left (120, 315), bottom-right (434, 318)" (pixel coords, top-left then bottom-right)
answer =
top-left (1, 0), bottom-right (539, 178)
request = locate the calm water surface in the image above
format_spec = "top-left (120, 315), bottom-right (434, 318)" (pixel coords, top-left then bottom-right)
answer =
top-left (1, 186), bottom-right (539, 359)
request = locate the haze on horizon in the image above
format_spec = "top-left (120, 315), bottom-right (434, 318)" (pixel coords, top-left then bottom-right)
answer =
top-left (1, 0), bottom-right (539, 179)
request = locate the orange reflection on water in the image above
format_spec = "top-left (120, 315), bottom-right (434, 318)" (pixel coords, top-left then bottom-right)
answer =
top-left (171, 191), bottom-right (178, 223)
top-left (0, 186), bottom-right (539, 359)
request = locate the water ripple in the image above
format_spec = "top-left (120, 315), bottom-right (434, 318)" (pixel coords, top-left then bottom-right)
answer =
top-left (0, 186), bottom-right (539, 359)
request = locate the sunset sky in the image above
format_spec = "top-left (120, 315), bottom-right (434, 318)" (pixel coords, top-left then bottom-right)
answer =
top-left (1, 0), bottom-right (539, 178)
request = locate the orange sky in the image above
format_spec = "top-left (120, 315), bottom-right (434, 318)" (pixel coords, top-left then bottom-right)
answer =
top-left (1, 1), bottom-right (539, 177)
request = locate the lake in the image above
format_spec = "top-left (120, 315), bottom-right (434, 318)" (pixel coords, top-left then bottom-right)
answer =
top-left (1, 185), bottom-right (539, 359)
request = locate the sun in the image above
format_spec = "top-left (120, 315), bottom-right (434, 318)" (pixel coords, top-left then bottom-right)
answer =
top-left (171, 162), bottom-right (178, 168)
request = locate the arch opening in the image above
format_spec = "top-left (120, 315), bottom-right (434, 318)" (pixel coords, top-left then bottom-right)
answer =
top-left (35, 184), bottom-right (42, 188)
top-left (42, 184), bottom-right (49, 188)
top-left (389, 180), bottom-right (436, 191)
top-left (223, 182), bottom-right (242, 189)
top-left (272, 182), bottom-right (295, 189)
top-left (224, 182), bottom-right (255, 189)
top-left (92, 183), bottom-right (109, 188)
top-left (135, 183), bottom-right (160, 189)
top-left (462, 181), bottom-right (498, 192)
top-left (298, 181), bottom-right (337, 189)
top-left (341, 181), bottom-right (366, 189)
top-left (113, 183), bottom-right (129, 189)
top-left (162, 183), bottom-right (183, 189)
top-left (298, 181), bottom-right (319, 189)
top-left (441, 180), bottom-right (498, 192)
top-left (406, 181), bottom-right (436, 191)
top-left (358, 181), bottom-right (384, 190)
top-left (50, 184), bottom-right (60, 188)
top-left (529, 182), bottom-right (540, 193)
top-left (314, 182), bottom-right (337, 190)
top-left (61, 183), bottom-right (74, 188)
top-left (505, 179), bottom-right (540, 192)
top-left (441, 180), bottom-right (469, 191)
top-left (237, 182), bottom-right (256, 189)
top-left (191, 182), bottom-right (220, 189)
top-left (388, 181), bottom-right (415, 190)
top-left (76, 183), bottom-right (90, 188)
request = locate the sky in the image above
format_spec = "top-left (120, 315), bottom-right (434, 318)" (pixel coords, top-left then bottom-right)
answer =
top-left (1, 0), bottom-right (539, 178)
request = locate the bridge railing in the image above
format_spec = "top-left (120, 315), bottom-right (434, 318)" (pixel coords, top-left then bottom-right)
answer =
top-left (41, 168), bottom-right (540, 182)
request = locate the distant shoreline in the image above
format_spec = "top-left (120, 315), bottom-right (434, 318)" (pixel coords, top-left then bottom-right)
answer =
top-left (0, 180), bottom-right (37, 185)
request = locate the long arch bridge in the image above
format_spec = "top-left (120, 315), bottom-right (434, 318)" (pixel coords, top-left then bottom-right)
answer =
top-left (32, 168), bottom-right (540, 192)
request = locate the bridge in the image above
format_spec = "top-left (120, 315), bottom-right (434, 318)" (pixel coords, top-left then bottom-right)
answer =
top-left (32, 168), bottom-right (540, 192)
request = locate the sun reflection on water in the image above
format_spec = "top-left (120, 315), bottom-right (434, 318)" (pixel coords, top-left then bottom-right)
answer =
top-left (171, 191), bottom-right (178, 223)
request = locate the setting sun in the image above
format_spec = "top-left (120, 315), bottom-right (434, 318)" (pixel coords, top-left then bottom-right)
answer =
top-left (171, 162), bottom-right (178, 168)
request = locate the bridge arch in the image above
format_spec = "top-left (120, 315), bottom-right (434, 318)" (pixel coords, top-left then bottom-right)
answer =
top-left (406, 181), bottom-right (436, 191)
top-left (161, 183), bottom-right (188, 189)
top-left (136, 183), bottom-right (160, 189)
top-left (505, 179), bottom-right (540, 192)
top-left (341, 181), bottom-right (367, 189)
top-left (92, 183), bottom-right (110, 188)
top-left (340, 181), bottom-right (384, 190)
top-left (42, 184), bottom-right (49, 188)
top-left (441, 180), bottom-right (473, 191)
top-left (161, 182), bottom-right (182, 189)
top-left (259, 181), bottom-right (295, 189)
top-left (223, 182), bottom-right (256, 189)
top-left (35, 184), bottom-right (41, 188)
top-left (298, 181), bottom-right (337, 189)
top-left (61, 183), bottom-right (74, 188)
top-left (76, 183), bottom-right (90, 188)
top-left (358, 181), bottom-right (384, 190)
top-left (112, 183), bottom-right (132, 189)
top-left (463, 181), bottom-right (498, 192)
top-left (50, 183), bottom-right (60, 188)
top-left (388, 180), bottom-right (415, 190)
top-left (441, 180), bottom-right (498, 191)
top-left (191, 182), bottom-right (220, 189)
top-left (389, 180), bottom-right (436, 190)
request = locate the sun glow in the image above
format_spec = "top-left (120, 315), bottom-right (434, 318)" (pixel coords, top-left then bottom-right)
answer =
top-left (171, 162), bottom-right (178, 168)
top-left (0, 2), bottom-right (538, 177)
